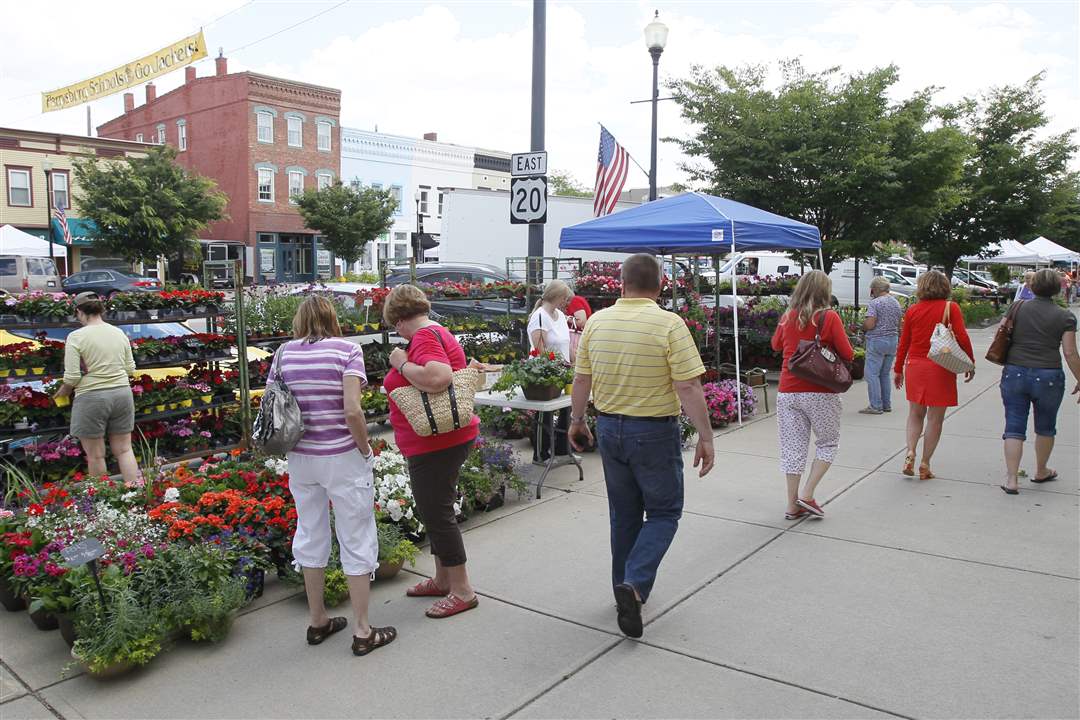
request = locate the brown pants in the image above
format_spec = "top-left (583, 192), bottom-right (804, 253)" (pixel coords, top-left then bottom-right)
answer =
top-left (407, 440), bottom-right (472, 567)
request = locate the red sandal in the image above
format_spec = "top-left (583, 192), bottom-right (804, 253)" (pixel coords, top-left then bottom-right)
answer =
top-left (406, 578), bottom-right (448, 597)
top-left (426, 593), bottom-right (478, 619)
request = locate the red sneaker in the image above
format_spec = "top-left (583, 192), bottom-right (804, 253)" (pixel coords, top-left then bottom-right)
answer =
top-left (796, 497), bottom-right (825, 517)
top-left (784, 507), bottom-right (808, 521)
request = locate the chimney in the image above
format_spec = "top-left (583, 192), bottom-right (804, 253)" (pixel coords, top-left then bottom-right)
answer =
top-left (423, 132), bottom-right (438, 141)
top-left (145, 82), bottom-right (156, 104)
top-left (123, 92), bottom-right (134, 113)
top-left (185, 66), bottom-right (196, 84)
top-left (215, 48), bottom-right (228, 76)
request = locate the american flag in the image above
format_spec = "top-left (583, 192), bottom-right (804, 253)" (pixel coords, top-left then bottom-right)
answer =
top-left (52, 207), bottom-right (71, 245)
top-left (593, 126), bottom-right (629, 217)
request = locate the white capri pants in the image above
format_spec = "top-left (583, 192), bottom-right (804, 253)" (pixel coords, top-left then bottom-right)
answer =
top-left (287, 448), bottom-right (378, 576)
top-left (776, 392), bottom-right (842, 474)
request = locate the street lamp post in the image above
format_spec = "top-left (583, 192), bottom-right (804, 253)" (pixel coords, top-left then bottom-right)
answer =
top-left (644, 10), bottom-right (669, 202)
top-left (42, 158), bottom-right (56, 270)
top-left (412, 190), bottom-right (425, 279)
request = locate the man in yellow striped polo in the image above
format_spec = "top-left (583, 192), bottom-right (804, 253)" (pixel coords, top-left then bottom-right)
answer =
top-left (569, 253), bottom-right (714, 639)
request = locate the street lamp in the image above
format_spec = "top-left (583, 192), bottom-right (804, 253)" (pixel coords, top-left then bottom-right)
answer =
top-left (644, 10), bottom-right (668, 201)
top-left (413, 190), bottom-right (424, 263)
top-left (42, 158), bottom-right (55, 269)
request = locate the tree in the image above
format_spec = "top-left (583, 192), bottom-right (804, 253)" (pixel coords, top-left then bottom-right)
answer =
top-left (1040, 173), bottom-right (1080, 252)
top-left (73, 145), bottom-right (227, 277)
top-left (668, 61), bottom-right (966, 272)
top-left (549, 170), bottom-right (592, 198)
top-left (909, 75), bottom-right (1077, 275)
top-left (295, 182), bottom-right (396, 266)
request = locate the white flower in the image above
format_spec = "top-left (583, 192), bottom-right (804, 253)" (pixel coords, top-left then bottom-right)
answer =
top-left (163, 487), bottom-right (180, 503)
top-left (387, 503), bottom-right (403, 522)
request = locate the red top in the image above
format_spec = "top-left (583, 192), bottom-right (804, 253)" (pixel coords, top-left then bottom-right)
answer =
top-left (383, 324), bottom-right (479, 458)
top-left (893, 300), bottom-right (973, 374)
top-left (566, 296), bottom-right (592, 329)
top-left (771, 309), bottom-right (854, 393)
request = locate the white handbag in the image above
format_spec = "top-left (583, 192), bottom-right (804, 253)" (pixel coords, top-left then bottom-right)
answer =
top-left (928, 301), bottom-right (974, 374)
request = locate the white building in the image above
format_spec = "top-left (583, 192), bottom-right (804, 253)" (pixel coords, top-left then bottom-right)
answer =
top-left (339, 129), bottom-right (511, 272)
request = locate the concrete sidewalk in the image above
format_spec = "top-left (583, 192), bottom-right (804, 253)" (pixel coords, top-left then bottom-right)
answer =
top-left (2, 320), bottom-right (1077, 719)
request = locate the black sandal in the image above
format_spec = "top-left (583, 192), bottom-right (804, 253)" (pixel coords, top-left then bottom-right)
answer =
top-left (352, 626), bottom-right (397, 656)
top-left (1000, 484), bottom-right (1019, 495)
top-left (1031, 472), bottom-right (1058, 484)
top-left (307, 616), bottom-right (348, 645)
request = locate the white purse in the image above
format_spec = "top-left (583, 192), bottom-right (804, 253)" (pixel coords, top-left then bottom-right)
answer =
top-left (928, 301), bottom-right (974, 374)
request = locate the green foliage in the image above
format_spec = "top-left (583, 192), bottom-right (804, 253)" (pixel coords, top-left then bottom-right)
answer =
top-left (989, 264), bottom-right (1012, 285)
top-left (1040, 174), bottom-right (1080, 252)
top-left (72, 145), bottom-right (227, 267)
top-left (323, 568), bottom-right (349, 607)
top-left (669, 61), bottom-right (966, 272)
top-left (341, 271), bottom-right (380, 283)
top-left (296, 183), bottom-right (396, 266)
top-left (549, 170), bottom-right (593, 198)
top-left (491, 354), bottom-right (574, 396)
top-left (872, 242), bottom-right (912, 264)
top-left (377, 522), bottom-right (419, 567)
top-left (70, 565), bottom-right (165, 674)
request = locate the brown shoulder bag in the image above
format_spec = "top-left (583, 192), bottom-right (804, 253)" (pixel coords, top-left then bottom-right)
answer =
top-left (985, 300), bottom-right (1025, 366)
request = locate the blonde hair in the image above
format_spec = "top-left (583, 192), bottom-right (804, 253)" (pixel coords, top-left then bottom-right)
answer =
top-left (293, 296), bottom-right (342, 340)
top-left (533, 279), bottom-right (573, 311)
top-left (916, 270), bottom-right (951, 301)
top-left (784, 270), bottom-right (832, 329)
top-left (383, 284), bottom-right (431, 325)
top-left (1023, 271), bottom-right (1036, 285)
top-left (870, 276), bottom-right (890, 294)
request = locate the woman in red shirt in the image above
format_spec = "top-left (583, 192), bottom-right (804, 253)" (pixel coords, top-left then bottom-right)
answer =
top-left (893, 270), bottom-right (975, 480)
top-left (770, 271), bottom-right (853, 520)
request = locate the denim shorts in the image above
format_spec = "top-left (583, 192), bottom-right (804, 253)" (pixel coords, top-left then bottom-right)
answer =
top-left (1000, 365), bottom-right (1066, 440)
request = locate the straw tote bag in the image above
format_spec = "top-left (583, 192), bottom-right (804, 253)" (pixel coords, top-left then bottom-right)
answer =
top-left (787, 311), bottom-right (854, 393)
top-left (928, 302), bottom-right (975, 374)
top-left (389, 328), bottom-right (481, 437)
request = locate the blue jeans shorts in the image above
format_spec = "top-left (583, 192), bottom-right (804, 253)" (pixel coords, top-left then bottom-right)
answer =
top-left (1000, 365), bottom-right (1066, 440)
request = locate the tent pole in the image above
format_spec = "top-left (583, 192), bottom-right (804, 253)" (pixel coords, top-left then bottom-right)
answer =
top-left (714, 254), bottom-right (721, 378)
top-left (732, 235), bottom-right (741, 425)
top-left (817, 248), bottom-right (824, 270)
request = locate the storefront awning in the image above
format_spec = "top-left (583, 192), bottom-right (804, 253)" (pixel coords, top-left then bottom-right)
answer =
top-left (50, 217), bottom-right (99, 247)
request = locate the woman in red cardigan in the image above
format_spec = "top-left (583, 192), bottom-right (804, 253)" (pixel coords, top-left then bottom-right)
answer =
top-left (770, 271), bottom-right (854, 520)
top-left (893, 270), bottom-right (975, 480)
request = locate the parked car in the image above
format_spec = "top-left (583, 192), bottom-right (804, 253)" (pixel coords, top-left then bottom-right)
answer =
top-left (872, 266), bottom-right (917, 297)
top-left (953, 267), bottom-right (998, 290)
top-left (385, 262), bottom-right (528, 319)
top-left (0, 256), bottom-right (61, 293)
top-left (62, 269), bottom-right (161, 297)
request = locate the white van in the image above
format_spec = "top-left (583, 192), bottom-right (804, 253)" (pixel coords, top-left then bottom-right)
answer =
top-left (828, 259), bottom-right (875, 306)
top-left (0, 256), bottom-right (61, 293)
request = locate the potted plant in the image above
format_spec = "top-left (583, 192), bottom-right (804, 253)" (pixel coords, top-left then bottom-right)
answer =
top-left (850, 346), bottom-right (866, 380)
top-left (492, 350), bottom-right (574, 401)
top-left (69, 567), bottom-right (165, 678)
top-left (374, 522), bottom-right (418, 581)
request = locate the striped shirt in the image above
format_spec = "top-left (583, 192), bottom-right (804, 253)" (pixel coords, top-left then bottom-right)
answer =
top-left (267, 338), bottom-right (366, 456)
top-left (575, 298), bottom-right (705, 417)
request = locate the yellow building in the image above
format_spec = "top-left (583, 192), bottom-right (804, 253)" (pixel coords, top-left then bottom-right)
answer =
top-left (0, 127), bottom-right (151, 273)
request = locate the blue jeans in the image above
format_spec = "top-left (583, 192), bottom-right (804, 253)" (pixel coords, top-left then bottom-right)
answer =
top-left (1000, 365), bottom-right (1066, 440)
top-left (864, 335), bottom-right (897, 411)
top-left (596, 415), bottom-right (683, 603)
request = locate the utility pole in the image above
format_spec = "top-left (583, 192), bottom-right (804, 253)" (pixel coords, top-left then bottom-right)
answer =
top-left (527, 0), bottom-right (546, 283)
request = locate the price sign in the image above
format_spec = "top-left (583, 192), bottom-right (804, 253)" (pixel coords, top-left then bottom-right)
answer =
top-left (61, 537), bottom-right (105, 567)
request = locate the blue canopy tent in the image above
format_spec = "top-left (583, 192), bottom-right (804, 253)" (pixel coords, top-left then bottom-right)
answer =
top-left (559, 192), bottom-right (823, 423)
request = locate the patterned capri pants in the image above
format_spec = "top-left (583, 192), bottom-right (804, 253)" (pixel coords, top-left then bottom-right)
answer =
top-left (776, 392), bottom-right (842, 474)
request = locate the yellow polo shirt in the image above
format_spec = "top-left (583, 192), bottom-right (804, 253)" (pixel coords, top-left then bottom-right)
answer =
top-left (575, 298), bottom-right (705, 417)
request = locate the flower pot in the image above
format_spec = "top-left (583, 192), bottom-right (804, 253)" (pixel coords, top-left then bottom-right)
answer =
top-left (0, 576), bottom-right (26, 612)
top-left (155, 404), bottom-right (166, 412)
top-left (14, 368), bottom-right (27, 377)
top-left (374, 559), bottom-right (403, 581)
top-left (201, 394), bottom-right (213, 405)
top-left (522, 383), bottom-right (563, 401)
top-left (179, 399), bottom-right (193, 408)
top-left (0, 369), bottom-right (8, 378)
top-left (29, 607), bottom-right (59, 631)
top-left (31, 366), bottom-right (45, 375)
top-left (54, 395), bottom-right (70, 408)
top-left (58, 613), bottom-right (78, 647)
top-left (850, 357), bottom-right (865, 381)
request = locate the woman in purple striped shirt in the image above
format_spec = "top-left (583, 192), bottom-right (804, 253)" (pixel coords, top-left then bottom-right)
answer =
top-left (268, 296), bottom-right (397, 656)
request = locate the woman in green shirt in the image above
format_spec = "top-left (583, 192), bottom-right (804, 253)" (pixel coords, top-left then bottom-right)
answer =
top-left (53, 292), bottom-right (139, 485)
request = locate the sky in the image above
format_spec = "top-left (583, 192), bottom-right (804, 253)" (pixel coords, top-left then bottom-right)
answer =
top-left (2, 0), bottom-right (1078, 188)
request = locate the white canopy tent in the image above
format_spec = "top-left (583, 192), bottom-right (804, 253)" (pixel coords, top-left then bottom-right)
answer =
top-left (960, 239), bottom-right (1050, 266)
top-left (0, 225), bottom-right (66, 258)
top-left (1024, 236), bottom-right (1080, 264)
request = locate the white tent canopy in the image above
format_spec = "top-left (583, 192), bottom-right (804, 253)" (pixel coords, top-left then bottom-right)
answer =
top-left (0, 225), bottom-right (66, 258)
top-left (960, 239), bottom-right (1050, 266)
top-left (1024, 236), bottom-right (1080, 263)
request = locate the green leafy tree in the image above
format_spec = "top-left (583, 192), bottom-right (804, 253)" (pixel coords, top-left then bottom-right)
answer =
top-left (669, 61), bottom-right (966, 272)
top-left (295, 183), bottom-right (396, 266)
top-left (549, 170), bottom-right (592, 198)
top-left (73, 145), bottom-right (227, 277)
top-left (1040, 173), bottom-right (1080, 252)
top-left (910, 74), bottom-right (1077, 274)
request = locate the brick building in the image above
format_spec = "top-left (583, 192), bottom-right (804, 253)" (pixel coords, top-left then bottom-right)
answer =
top-left (97, 55), bottom-right (341, 283)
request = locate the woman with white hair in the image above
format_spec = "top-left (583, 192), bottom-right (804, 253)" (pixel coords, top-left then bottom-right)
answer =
top-left (860, 276), bottom-right (904, 414)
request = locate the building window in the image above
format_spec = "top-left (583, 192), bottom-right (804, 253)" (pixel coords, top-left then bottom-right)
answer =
top-left (135, 132), bottom-right (144, 142)
top-left (371, 182), bottom-right (383, 190)
top-left (317, 121), bottom-right (331, 152)
top-left (6, 168), bottom-right (31, 207)
top-left (288, 171), bottom-right (304, 202)
top-left (418, 185), bottom-right (430, 214)
top-left (257, 168), bottom-right (274, 202)
top-left (287, 117), bottom-right (302, 148)
top-left (156, 124), bottom-right (166, 144)
top-left (177, 120), bottom-right (187, 151)
top-left (393, 231), bottom-right (408, 261)
top-left (316, 173), bottom-right (332, 190)
top-left (51, 171), bottom-right (69, 210)
top-left (390, 185), bottom-right (403, 215)
top-left (257, 112), bottom-right (273, 143)
top-left (437, 190), bottom-right (445, 217)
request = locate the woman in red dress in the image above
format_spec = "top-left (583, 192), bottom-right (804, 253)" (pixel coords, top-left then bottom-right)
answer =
top-left (893, 270), bottom-right (975, 479)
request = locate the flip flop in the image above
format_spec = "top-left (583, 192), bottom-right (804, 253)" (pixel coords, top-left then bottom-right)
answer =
top-left (1031, 472), bottom-right (1058, 484)
top-left (1000, 484), bottom-right (1019, 495)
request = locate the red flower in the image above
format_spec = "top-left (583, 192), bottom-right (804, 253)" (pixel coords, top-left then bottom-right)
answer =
top-left (548, 351), bottom-right (556, 361)
top-left (529, 348), bottom-right (539, 357)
